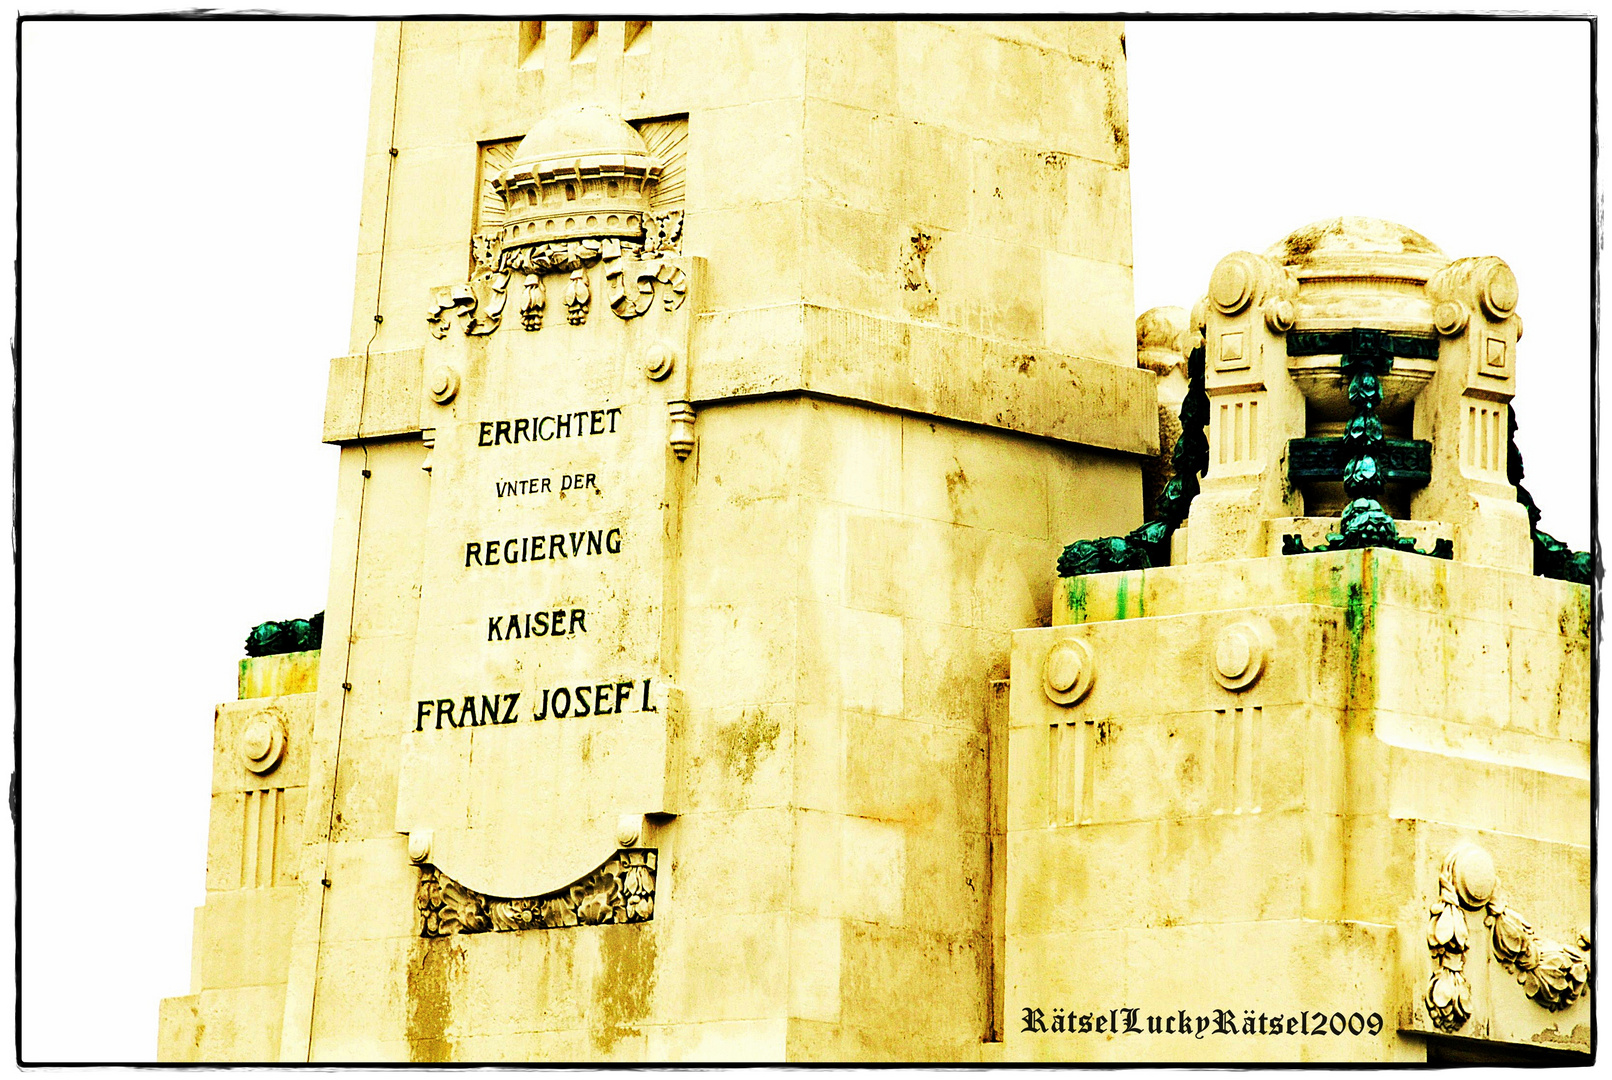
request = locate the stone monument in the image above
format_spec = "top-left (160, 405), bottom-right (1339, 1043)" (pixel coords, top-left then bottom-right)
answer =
top-left (159, 20), bottom-right (1153, 1062)
top-left (158, 22), bottom-right (1589, 1064)
top-left (1014, 219), bottom-right (1590, 1062)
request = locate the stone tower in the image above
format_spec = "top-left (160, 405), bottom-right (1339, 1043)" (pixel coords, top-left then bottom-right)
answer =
top-left (159, 20), bottom-right (1156, 1062)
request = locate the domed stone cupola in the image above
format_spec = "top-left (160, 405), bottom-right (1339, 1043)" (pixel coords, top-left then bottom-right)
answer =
top-left (492, 104), bottom-right (663, 249)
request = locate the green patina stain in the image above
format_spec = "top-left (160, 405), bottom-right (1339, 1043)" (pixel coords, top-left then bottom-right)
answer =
top-left (1329, 550), bottom-right (1379, 695)
top-left (1343, 557), bottom-right (1368, 639)
top-left (1065, 575), bottom-right (1089, 624)
top-left (1112, 570), bottom-right (1145, 621)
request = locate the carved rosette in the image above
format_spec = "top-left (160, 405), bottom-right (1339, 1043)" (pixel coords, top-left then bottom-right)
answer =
top-left (416, 848), bottom-right (657, 938)
top-left (1424, 844), bottom-right (1590, 1031)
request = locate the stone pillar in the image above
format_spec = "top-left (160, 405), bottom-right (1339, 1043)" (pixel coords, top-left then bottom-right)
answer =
top-left (158, 652), bottom-right (319, 1062)
top-left (1182, 251), bottom-right (1303, 562)
top-left (1418, 257), bottom-right (1531, 571)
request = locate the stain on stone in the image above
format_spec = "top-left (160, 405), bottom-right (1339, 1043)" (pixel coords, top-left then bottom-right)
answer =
top-left (720, 706), bottom-right (780, 786)
top-left (1065, 575), bottom-right (1089, 623)
top-left (944, 462), bottom-right (970, 521)
top-left (1282, 223), bottom-right (1327, 264)
top-left (1531, 1021), bottom-right (1590, 1048)
top-left (900, 226), bottom-right (939, 319)
top-left (407, 935), bottom-right (463, 1062)
top-left (1113, 570), bottom-right (1144, 620)
top-left (1014, 353), bottom-right (1036, 374)
top-left (901, 227), bottom-right (935, 290)
top-left (1095, 720), bottom-right (1115, 746)
top-left (1099, 61), bottom-right (1128, 168)
top-left (592, 924), bottom-right (658, 1055)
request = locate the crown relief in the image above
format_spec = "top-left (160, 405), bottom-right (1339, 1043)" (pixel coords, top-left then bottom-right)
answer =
top-left (428, 106), bottom-right (687, 338)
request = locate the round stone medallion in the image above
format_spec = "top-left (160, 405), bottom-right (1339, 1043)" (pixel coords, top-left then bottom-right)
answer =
top-left (1480, 262), bottom-right (1519, 320)
top-left (1042, 638), bottom-right (1095, 706)
top-left (644, 341), bottom-right (676, 381)
top-left (1211, 621), bottom-right (1269, 691)
top-left (239, 718), bottom-right (286, 775)
top-left (1263, 297), bottom-right (1295, 332)
top-left (1208, 254), bottom-right (1257, 315)
top-left (1433, 300), bottom-right (1469, 337)
top-left (407, 830), bottom-right (434, 865)
top-left (1448, 843), bottom-right (1498, 908)
top-left (428, 365), bottom-right (461, 404)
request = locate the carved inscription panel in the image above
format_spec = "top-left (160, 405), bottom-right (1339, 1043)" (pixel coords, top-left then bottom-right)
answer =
top-left (396, 256), bottom-right (701, 899)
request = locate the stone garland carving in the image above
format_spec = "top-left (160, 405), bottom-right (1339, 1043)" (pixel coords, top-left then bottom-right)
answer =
top-left (1507, 410), bottom-right (1592, 585)
top-left (564, 269), bottom-right (591, 325)
top-left (1424, 844), bottom-right (1590, 1031)
top-left (1057, 342), bottom-right (1209, 576)
top-left (608, 260), bottom-right (688, 319)
top-left (245, 612), bottom-right (324, 657)
top-left (643, 209), bottom-right (683, 256)
top-left (417, 848), bottom-right (657, 938)
top-left (520, 275), bottom-right (546, 330)
top-left (1281, 329), bottom-right (1451, 561)
top-left (427, 270), bottom-right (510, 338)
top-left (429, 223), bottom-right (686, 339)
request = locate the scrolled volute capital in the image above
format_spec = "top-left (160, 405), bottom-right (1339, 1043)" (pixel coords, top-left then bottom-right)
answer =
top-left (1428, 256), bottom-right (1520, 327)
top-left (1206, 251), bottom-right (1295, 318)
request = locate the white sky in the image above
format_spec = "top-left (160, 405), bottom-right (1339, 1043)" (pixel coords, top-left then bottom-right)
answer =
top-left (14, 15), bottom-right (1598, 1064)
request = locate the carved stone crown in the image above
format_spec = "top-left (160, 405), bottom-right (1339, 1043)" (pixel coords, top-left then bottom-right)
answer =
top-left (492, 104), bottom-right (663, 250)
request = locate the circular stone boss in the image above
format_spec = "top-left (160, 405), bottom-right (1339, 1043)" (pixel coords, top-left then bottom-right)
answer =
top-left (1042, 638), bottom-right (1095, 705)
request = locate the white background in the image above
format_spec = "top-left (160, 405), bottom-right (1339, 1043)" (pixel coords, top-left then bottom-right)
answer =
top-left (14, 15), bottom-right (1596, 1064)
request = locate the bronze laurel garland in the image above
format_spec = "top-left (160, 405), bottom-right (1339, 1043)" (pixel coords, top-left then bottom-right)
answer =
top-left (1508, 410), bottom-right (1593, 585)
top-left (245, 612), bottom-right (325, 657)
top-left (1282, 329), bottom-right (1451, 560)
top-left (1056, 343), bottom-right (1209, 577)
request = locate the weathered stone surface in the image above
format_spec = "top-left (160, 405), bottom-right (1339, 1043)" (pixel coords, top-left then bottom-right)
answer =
top-left (161, 19), bottom-right (1586, 1067)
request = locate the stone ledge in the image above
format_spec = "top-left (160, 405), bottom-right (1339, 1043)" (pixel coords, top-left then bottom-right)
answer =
top-left (693, 304), bottom-right (1158, 455)
top-left (323, 349), bottom-right (425, 444)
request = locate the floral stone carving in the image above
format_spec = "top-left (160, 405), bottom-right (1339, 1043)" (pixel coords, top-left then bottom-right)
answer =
top-left (1424, 843), bottom-right (1590, 1031)
top-left (417, 848), bottom-right (657, 937)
